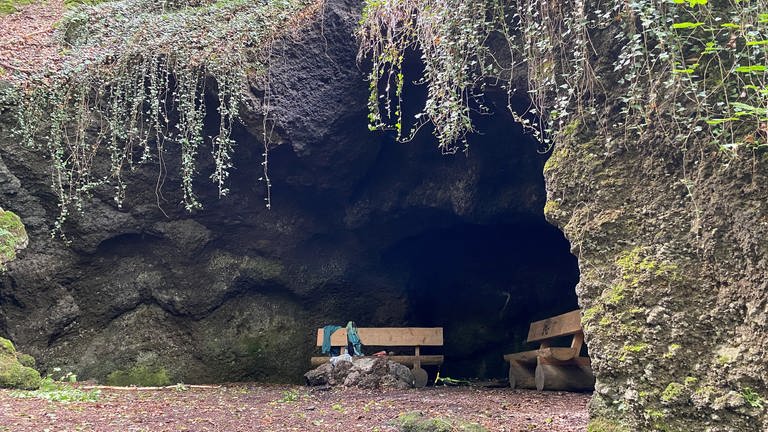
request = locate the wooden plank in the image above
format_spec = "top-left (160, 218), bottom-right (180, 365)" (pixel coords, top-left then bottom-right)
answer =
top-left (537, 347), bottom-right (578, 362)
top-left (526, 310), bottom-right (583, 343)
top-left (310, 355), bottom-right (444, 367)
top-left (315, 328), bottom-right (443, 347)
top-left (503, 350), bottom-right (539, 363)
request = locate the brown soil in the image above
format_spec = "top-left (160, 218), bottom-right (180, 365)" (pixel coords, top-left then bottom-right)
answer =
top-left (0, 0), bottom-right (63, 83)
top-left (0, 385), bottom-right (590, 431)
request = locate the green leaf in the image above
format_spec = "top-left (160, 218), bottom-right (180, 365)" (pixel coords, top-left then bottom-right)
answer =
top-left (702, 41), bottom-right (720, 54)
top-left (672, 0), bottom-right (707, 5)
top-left (746, 40), bottom-right (768, 46)
top-left (734, 65), bottom-right (767, 73)
top-left (672, 21), bottom-right (704, 29)
top-left (730, 102), bottom-right (768, 116)
top-left (705, 118), bottom-right (739, 125)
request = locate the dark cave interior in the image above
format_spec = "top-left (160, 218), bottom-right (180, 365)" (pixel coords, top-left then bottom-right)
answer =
top-left (381, 220), bottom-right (580, 380)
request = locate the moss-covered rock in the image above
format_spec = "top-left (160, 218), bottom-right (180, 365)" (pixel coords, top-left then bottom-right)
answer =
top-left (0, 337), bottom-right (15, 355)
top-left (0, 208), bottom-right (28, 270)
top-left (106, 365), bottom-right (171, 387)
top-left (16, 352), bottom-right (36, 368)
top-left (0, 337), bottom-right (41, 390)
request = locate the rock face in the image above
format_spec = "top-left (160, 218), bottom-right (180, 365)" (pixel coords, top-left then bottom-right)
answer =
top-left (544, 77), bottom-right (768, 432)
top-left (304, 357), bottom-right (414, 389)
top-left (0, 0), bottom-right (578, 385)
top-left (538, 1), bottom-right (768, 429)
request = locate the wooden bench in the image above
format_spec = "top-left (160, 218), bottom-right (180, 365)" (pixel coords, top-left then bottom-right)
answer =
top-left (311, 327), bottom-right (443, 387)
top-left (503, 309), bottom-right (594, 391)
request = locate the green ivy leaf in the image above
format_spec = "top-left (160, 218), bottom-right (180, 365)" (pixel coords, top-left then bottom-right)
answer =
top-left (672, 21), bottom-right (704, 29)
top-left (734, 65), bottom-right (767, 73)
top-left (672, 0), bottom-right (707, 6)
top-left (705, 118), bottom-right (739, 125)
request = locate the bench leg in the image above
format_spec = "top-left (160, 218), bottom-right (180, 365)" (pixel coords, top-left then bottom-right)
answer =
top-left (412, 347), bottom-right (428, 388)
top-left (534, 358), bottom-right (595, 391)
top-left (508, 360), bottom-right (536, 389)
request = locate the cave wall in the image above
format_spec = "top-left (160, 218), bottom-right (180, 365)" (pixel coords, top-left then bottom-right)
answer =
top-left (0, 0), bottom-right (578, 385)
top-left (530, 0), bottom-right (768, 427)
top-left (545, 97), bottom-right (768, 432)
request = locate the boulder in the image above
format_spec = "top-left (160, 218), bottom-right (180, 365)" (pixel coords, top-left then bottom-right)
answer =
top-left (304, 356), bottom-right (414, 389)
top-left (0, 337), bottom-right (40, 390)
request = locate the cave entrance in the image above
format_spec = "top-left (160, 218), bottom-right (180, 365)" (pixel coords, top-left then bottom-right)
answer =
top-left (368, 85), bottom-right (580, 380)
top-left (382, 219), bottom-right (579, 380)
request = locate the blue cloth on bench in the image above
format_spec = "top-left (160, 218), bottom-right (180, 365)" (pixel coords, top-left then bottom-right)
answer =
top-left (346, 321), bottom-right (363, 356)
top-left (322, 325), bottom-right (342, 355)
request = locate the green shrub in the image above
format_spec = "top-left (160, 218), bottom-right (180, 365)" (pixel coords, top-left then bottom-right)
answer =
top-left (11, 370), bottom-right (100, 402)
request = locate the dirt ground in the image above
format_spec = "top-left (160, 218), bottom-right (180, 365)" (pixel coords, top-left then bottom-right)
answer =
top-left (0, 384), bottom-right (590, 432)
top-left (0, 0), bottom-right (63, 83)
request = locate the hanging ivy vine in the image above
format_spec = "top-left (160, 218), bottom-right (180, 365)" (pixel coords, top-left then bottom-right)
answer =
top-left (1, 0), bottom-right (320, 234)
top-left (358, 0), bottom-right (768, 156)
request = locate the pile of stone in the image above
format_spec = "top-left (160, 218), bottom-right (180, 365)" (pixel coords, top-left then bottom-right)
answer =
top-left (304, 356), bottom-right (414, 389)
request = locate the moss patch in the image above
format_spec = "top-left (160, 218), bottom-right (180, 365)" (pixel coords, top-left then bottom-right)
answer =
top-left (0, 209), bottom-right (28, 270)
top-left (106, 365), bottom-right (171, 386)
top-left (0, 337), bottom-right (15, 355)
top-left (619, 342), bottom-right (649, 361)
top-left (543, 200), bottom-right (560, 217)
top-left (395, 412), bottom-right (488, 432)
top-left (616, 247), bottom-right (680, 287)
top-left (16, 353), bottom-right (35, 368)
top-left (661, 382), bottom-right (685, 403)
top-left (64, 0), bottom-right (109, 7)
top-left (586, 418), bottom-right (630, 432)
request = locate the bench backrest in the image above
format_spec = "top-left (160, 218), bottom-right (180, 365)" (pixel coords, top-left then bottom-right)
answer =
top-left (526, 309), bottom-right (582, 343)
top-left (315, 327), bottom-right (443, 347)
